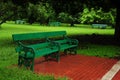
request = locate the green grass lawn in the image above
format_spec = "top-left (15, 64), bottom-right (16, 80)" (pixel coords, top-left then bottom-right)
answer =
top-left (0, 22), bottom-right (119, 80)
top-left (77, 43), bottom-right (120, 58)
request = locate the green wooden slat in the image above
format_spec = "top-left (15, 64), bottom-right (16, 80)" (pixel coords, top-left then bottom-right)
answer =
top-left (12, 31), bottom-right (66, 41)
top-left (28, 42), bottom-right (50, 49)
top-left (35, 48), bottom-right (58, 57)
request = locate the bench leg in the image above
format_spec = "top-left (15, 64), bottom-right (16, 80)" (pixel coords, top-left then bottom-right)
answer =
top-left (30, 58), bottom-right (34, 71)
top-left (18, 56), bottom-right (21, 66)
top-left (24, 58), bottom-right (34, 71)
top-left (64, 49), bottom-right (68, 55)
top-left (43, 52), bottom-right (60, 62)
top-left (44, 55), bottom-right (49, 61)
top-left (18, 56), bottom-right (24, 67)
top-left (18, 53), bottom-right (34, 71)
top-left (73, 48), bottom-right (77, 55)
top-left (69, 47), bottom-right (77, 55)
top-left (56, 52), bottom-right (60, 62)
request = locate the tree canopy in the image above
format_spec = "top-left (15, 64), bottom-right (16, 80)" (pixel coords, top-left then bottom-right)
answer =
top-left (0, 0), bottom-right (120, 42)
top-left (0, 0), bottom-right (116, 24)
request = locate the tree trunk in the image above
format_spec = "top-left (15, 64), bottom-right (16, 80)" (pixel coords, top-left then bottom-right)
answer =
top-left (0, 19), bottom-right (7, 25)
top-left (0, 19), bottom-right (7, 28)
top-left (70, 21), bottom-right (74, 26)
top-left (0, 12), bottom-right (16, 28)
top-left (114, 2), bottom-right (120, 43)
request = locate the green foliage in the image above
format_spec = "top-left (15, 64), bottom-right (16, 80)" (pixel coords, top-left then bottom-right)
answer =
top-left (78, 7), bottom-right (95, 24)
top-left (0, 1), bottom-right (16, 25)
top-left (0, 1), bottom-right (14, 19)
top-left (78, 7), bottom-right (116, 26)
top-left (0, 67), bottom-right (56, 80)
top-left (58, 12), bottom-right (76, 26)
top-left (0, 67), bottom-right (68, 80)
top-left (107, 8), bottom-right (116, 26)
top-left (78, 43), bottom-right (120, 58)
top-left (27, 3), bottom-right (37, 24)
top-left (27, 2), bottom-right (55, 24)
top-left (58, 12), bottom-right (70, 23)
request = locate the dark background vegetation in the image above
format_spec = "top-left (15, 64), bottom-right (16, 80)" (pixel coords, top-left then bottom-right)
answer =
top-left (0, 0), bottom-right (120, 43)
top-left (0, 1), bottom-right (120, 79)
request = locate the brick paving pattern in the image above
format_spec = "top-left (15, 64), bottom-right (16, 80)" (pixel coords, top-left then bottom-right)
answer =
top-left (34, 54), bottom-right (119, 80)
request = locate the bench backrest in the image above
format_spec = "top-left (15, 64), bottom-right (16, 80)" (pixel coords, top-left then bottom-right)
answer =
top-left (12, 31), bottom-right (66, 41)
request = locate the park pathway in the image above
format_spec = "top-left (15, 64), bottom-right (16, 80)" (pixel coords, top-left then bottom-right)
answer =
top-left (34, 54), bottom-right (120, 80)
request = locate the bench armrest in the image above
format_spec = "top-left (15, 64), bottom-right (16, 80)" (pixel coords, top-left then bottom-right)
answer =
top-left (17, 42), bottom-right (35, 56)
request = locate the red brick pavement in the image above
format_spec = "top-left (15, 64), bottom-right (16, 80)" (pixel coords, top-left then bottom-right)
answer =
top-left (34, 54), bottom-right (119, 80)
top-left (113, 70), bottom-right (120, 80)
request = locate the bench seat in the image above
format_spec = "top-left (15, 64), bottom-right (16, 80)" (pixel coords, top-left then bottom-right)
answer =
top-left (54, 39), bottom-right (78, 53)
top-left (60, 44), bottom-right (77, 50)
top-left (18, 42), bottom-right (59, 58)
top-left (19, 47), bottom-right (59, 58)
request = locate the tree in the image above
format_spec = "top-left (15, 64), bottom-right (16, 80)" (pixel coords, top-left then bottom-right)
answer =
top-left (78, 7), bottom-right (116, 25)
top-left (27, 2), bottom-right (55, 24)
top-left (27, 3), bottom-right (37, 24)
top-left (78, 7), bottom-right (94, 24)
top-left (58, 12), bottom-right (76, 26)
top-left (0, 1), bottom-right (16, 27)
top-left (114, 1), bottom-right (120, 43)
top-left (36, 3), bottom-right (55, 24)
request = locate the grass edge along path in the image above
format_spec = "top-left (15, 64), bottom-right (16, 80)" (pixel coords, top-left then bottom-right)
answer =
top-left (0, 67), bottom-right (69, 80)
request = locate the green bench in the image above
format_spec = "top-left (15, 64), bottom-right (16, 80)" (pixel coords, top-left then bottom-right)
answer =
top-left (49, 22), bottom-right (61, 26)
top-left (12, 31), bottom-right (78, 71)
top-left (15, 20), bottom-right (25, 24)
top-left (92, 24), bottom-right (107, 29)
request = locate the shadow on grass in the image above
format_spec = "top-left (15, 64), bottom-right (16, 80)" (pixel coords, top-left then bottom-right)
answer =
top-left (71, 34), bottom-right (118, 45)
top-left (70, 34), bottom-right (120, 59)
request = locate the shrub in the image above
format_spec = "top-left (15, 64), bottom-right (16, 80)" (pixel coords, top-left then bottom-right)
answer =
top-left (58, 12), bottom-right (76, 26)
top-left (27, 2), bottom-right (55, 24)
top-left (0, 67), bottom-right (55, 80)
top-left (77, 7), bottom-right (96, 24)
top-left (0, 67), bottom-right (68, 80)
top-left (78, 7), bottom-right (116, 26)
top-left (0, 1), bottom-right (16, 26)
top-left (58, 12), bottom-right (69, 23)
